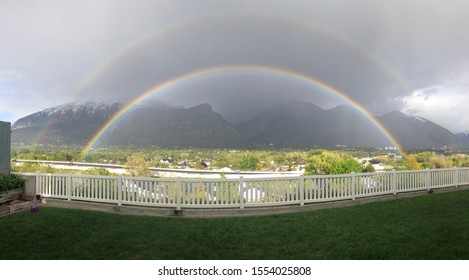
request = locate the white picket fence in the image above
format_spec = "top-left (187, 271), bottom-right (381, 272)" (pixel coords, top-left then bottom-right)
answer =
top-left (35, 168), bottom-right (469, 210)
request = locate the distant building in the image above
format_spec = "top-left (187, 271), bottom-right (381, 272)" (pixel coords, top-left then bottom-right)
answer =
top-left (0, 121), bottom-right (11, 174)
top-left (160, 157), bottom-right (173, 165)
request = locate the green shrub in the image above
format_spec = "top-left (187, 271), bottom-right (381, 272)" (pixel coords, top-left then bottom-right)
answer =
top-left (363, 164), bottom-right (376, 173)
top-left (0, 174), bottom-right (26, 192)
top-left (11, 162), bottom-right (56, 173)
top-left (83, 167), bottom-right (111, 176)
top-left (239, 155), bottom-right (260, 171)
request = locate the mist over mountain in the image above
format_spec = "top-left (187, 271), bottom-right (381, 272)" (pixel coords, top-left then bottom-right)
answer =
top-left (237, 100), bottom-right (328, 147)
top-left (99, 102), bottom-right (246, 148)
top-left (377, 111), bottom-right (459, 149)
top-left (237, 100), bottom-right (457, 149)
top-left (455, 132), bottom-right (469, 149)
top-left (11, 99), bottom-right (460, 150)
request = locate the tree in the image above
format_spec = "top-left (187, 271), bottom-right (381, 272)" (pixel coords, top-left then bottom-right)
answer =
top-left (411, 152), bottom-right (452, 169)
top-left (239, 155), bottom-right (259, 171)
top-left (330, 158), bottom-right (363, 174)
top-left (405, 155), bottom-right (422, 170)
top-left (363, 163), bottom-right (375, 173)
top-left (304, 150), bottom-right (362, 175)
top-left (124, 156), bottom-right (153, 177)
top-left (414, 152), bottom-right (435, 169)
top-left (452, 155), bottom-right (469, 167)
top-left (429, 156), bottom-right (452, 169)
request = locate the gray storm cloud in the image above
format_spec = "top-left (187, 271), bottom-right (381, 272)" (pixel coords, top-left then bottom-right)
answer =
top-left (1, 0), bottom-right (469, 131)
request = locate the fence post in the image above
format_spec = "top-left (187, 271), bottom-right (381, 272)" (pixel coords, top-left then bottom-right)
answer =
top-left (35, 171), bottom-right (40, 195)
top-left (351, 172), bottom-right (356, 200)
top-left (239, 176), bottom-right (244, 210)
top-left (300, 176), bottom-right (305, 206)
top-left (454, 167), bottom-right (459, 187)
top-left (392, 170), bottom-right (397, 195)
top-left (426, 168), bottom-right (431, 190)
top-left (117, 175), bottom-right (122, 206)
top-left (176, 177), bottom-right (182, 211)
top-left (67, 174), bottom-right (72, 201)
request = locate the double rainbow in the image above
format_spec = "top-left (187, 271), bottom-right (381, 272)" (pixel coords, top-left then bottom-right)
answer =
top-left (36, 12), bottom-right (412, 145)
top-left (79, 64), bottom-right (405, 159)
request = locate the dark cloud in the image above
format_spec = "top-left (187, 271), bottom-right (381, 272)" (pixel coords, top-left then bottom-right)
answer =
top-left (2, 0), bottom-right (469, 131)
top-left (78, 14), bottom-right (405, 112)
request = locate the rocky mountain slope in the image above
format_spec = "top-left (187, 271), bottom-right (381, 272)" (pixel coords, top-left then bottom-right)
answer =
top-left (11, 99), bottom-right (460, 149)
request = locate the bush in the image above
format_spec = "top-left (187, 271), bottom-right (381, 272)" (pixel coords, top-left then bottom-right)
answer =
top-left (0, 174), bottom-right (26, 192)
top-left (83, 167), bottom-right (111, 176)
top-left (363, 163), bottom-right (376, 173)
top-left (239, 155), bottom-right (260, 171)
top-left (11, 162), bottom-right (56, 173)
top-left (124, 156), bottom-right (153, 177)
top-left (304, 150), bottom-right (362, 175)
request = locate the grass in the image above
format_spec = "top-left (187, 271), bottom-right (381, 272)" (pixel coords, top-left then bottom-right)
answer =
top-left (1, 189), bottom-right (469, 259)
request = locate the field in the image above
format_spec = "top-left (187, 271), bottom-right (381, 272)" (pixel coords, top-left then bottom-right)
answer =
top-left (1, 189), bottom-right (469, 259)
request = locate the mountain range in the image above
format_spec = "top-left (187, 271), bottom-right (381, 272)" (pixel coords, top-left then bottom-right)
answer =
top-left (11, 99), bottom-right (464, 150)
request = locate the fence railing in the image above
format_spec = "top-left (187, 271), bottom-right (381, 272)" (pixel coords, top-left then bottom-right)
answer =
top-left (34, 168), bottom-right (469, 210)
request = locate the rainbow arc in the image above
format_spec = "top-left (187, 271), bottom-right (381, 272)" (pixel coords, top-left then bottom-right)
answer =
top-left (79, 64), bottom-right (405, 159)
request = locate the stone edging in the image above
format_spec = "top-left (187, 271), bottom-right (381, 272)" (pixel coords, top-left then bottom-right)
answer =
top-left (0, 188), bottom-right (37, 217)
top-left (0, 188), bottom-right (24, 204)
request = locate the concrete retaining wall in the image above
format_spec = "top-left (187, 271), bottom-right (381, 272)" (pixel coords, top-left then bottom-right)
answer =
top-left (10, 172), bottom-right (36, 199)
top-left (21, 173), bottom-right (37, 199)
top-left (40, 184), bottom-right (469, 218)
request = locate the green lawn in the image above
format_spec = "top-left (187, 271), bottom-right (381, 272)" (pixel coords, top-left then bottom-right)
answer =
top-left (1, 189), bottom-right (469, 259)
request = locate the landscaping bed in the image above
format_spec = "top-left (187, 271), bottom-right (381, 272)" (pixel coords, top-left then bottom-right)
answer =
top-left (0, 188), bottom-right (35, 216)
top-left (0, 174), bottom-right (31, 216)
top-left (0, 199), bottom-right (35, 216)
top-left (0, 188), bottom-right (23, 204)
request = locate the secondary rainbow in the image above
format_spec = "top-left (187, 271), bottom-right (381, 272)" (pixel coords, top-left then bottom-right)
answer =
top-left (67, 11), bottom-right (411, 103)
top-left (79, 64), bottom-right (405, 159)
top-left (39, 12), bottom-right (412, 145)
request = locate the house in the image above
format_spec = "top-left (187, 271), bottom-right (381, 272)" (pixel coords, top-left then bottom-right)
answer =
top-left (160, 157), bottom-right (174, 165)
top-left (0, 121), bottom-right (11, 174)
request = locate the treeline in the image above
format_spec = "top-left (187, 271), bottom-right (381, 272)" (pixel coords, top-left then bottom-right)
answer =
top-left (12, 147), bottom-right (314, 171)
top-left (11, 147), bottom-right (469, 176)
top-left (387, 152), bottom-right (469, 170)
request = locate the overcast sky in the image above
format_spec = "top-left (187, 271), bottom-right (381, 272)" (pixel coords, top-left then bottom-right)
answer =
top-left (1, 0), bottom-right (469, 132)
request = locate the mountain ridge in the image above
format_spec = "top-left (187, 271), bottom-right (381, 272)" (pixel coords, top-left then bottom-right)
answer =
top-left (11, 99), bottom-right (462, 149)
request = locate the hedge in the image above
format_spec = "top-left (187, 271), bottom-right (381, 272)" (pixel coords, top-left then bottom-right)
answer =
top-left (0, 174), bottom-right (25, 192)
